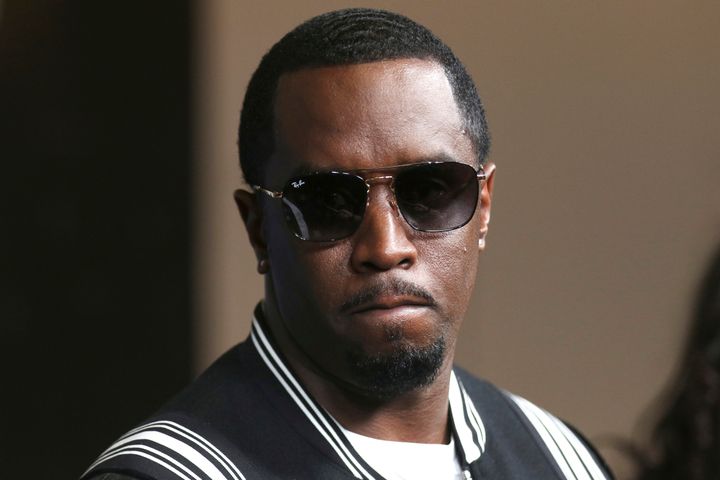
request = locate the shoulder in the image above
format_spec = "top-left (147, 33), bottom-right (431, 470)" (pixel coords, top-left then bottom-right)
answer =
top-left (502, 391), bottom-right (614, 479)
top-left (454, 367), bottom-right (614, 479)
top-left (81, 341), bottom-right (264, 480)
top-left (80, 414), bottom-right (250, 480)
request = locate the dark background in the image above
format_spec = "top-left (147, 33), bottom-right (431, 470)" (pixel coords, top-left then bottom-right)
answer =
top-left (0, 2), bottom-right (192, 477)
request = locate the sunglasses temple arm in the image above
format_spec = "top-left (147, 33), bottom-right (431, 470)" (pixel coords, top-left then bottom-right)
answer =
top-left (252, 185), bottom-right (284, 199)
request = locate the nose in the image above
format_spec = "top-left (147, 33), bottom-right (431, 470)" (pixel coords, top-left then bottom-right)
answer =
top-left (349, 185), bottom-right (418, 273)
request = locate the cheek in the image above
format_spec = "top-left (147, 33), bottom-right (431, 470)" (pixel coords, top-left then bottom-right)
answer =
top-left (264, 209), bottom-right (312, 301)
top-left (296, 245), bottom-right (353, 304)
top-left (418, 227), bottom-right (481, 315)
top-left (267, 215), bottom-right (352, 311)
top-left (427, 240), bottom-right (478, 291)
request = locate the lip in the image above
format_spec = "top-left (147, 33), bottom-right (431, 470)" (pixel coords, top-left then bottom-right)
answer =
top-left (346, 296), bottom-right (433, 315)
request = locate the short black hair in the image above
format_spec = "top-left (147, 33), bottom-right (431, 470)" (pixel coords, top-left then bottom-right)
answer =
top-left (238, 8), bottom-right (490, 185)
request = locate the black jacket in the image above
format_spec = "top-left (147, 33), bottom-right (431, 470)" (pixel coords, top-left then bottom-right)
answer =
top-left (82, 314), bottom-right (612, 480)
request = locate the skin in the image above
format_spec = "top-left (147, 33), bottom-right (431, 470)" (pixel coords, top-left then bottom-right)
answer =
top-left (235, 58), bottom-right (495, 444)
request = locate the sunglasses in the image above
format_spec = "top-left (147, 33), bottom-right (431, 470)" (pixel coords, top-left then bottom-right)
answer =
top-left (252, 161), bottom-right (486, 242)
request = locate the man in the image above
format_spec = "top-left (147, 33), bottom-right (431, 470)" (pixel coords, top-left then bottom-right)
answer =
top-left (83, 8), bottom-right (612, 480)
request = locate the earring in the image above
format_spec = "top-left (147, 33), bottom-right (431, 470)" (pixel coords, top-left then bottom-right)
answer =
top-left (478, 238), bottom-right (486, 249)
top-left (257, 258), bottom-right (269, 274)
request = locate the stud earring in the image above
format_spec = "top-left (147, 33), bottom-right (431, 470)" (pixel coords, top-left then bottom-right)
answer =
top-left (257, 258), bottom-right (269, 274)
top-left (478, 238), bottom-right (486, 249)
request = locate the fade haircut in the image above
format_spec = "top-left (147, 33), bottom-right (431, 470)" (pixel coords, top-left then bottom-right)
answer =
top-left (238, 8), bottom-right (491, 185)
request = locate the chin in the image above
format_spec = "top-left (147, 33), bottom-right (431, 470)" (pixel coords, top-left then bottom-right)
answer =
top-left (344, 335), bottom-right (446, 401)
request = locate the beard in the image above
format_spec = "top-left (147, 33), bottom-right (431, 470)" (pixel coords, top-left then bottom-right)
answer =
top-left (345, 335), bottom-right (446, 401)
top-left (336, 278), bottom-right (448, 400)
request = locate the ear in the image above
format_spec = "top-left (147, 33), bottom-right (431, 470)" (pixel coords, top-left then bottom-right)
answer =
top-left (478, 162), bottom-right (496, 252)
top-left (234, 189), bottom-right (267, 262)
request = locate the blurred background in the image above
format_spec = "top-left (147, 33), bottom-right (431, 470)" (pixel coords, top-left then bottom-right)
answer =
top-left (1, 1), bottom-right (718, 478)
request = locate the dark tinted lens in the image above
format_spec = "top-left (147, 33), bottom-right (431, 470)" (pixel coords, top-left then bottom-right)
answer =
top-left (395, 162), bottom-right (479, 232)
top-left (281, 172), bottom-right (367, 241)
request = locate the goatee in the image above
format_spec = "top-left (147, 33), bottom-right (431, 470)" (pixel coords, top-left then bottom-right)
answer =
top-left (345, 336), bottom-right (446, 401)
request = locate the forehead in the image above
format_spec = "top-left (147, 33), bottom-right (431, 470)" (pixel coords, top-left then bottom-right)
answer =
top-left (269, 59), bottom-right (475, 179)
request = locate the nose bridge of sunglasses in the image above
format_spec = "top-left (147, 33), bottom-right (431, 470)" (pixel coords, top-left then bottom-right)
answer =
top-left (363, 174), bottom-right (394, 187)
top-left (363, 174), bottom-right (402, 230)
top-left (363, 174), bottom-right (399, 209)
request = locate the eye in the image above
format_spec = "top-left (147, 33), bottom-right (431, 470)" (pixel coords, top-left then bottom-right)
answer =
top-left (400, 177), bottom-right (451, 212)
top-left (316, 188), bottom-right (357, 219)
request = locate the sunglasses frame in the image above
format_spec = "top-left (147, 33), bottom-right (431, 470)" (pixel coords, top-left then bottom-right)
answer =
top-left (252, 161), bottom-right (487, 242)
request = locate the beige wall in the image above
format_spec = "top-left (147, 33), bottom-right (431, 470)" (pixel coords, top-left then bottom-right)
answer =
top-left (194, 0), bottom-right (720, 470)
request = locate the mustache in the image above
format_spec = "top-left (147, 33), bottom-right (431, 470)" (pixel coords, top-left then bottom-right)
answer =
top-left (339, 279), bottom-right (437, 313)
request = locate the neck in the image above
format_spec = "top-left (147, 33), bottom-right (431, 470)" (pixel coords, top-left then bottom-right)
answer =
top-left (260, 291), bottom-right (454, 444)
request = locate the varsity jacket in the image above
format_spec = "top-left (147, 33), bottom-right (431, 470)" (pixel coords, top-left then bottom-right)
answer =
top-left (82, 312), bottom-right (613, 480)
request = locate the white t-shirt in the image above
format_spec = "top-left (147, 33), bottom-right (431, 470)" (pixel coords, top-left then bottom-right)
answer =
top-left (338, 424), bottom-right (466, 480)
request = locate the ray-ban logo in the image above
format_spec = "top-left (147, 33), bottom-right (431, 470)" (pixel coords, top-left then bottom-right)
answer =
top-left (291, 180), bottom-right (305, 188)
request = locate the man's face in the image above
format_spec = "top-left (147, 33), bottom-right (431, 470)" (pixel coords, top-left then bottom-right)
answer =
top-left (254, 59), bottom-right (494, 398)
